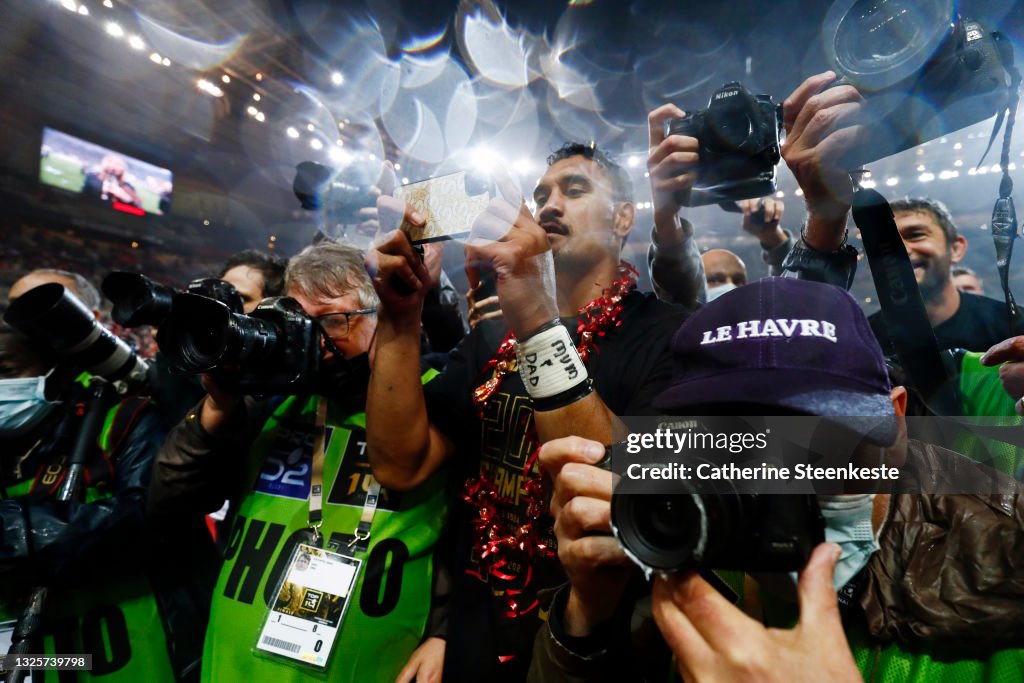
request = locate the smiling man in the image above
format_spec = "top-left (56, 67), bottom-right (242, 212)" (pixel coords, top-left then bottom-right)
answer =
top-left (366, 142), bottom-right (686, 681)
top-left (867, 197), bottom-right (1024, 353)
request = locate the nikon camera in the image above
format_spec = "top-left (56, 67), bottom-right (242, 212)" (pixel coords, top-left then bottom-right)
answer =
top-left (665, 82), bottom-right (784, 207)
top-left (156, 295), bottom-right (320, 395)
top-left (102, 271), bottom-right (244, 328)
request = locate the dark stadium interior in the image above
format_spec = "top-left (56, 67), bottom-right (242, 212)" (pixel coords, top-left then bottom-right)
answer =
top-left (2, 0), bottom-right (1024, 310)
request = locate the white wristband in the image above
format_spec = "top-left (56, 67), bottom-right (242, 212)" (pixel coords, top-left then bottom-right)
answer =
top-left (516, 323), bottom-right (589, 399)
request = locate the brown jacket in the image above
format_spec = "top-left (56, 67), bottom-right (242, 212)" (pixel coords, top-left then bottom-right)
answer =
top-left (859, 440), bottom-right (1024, 646)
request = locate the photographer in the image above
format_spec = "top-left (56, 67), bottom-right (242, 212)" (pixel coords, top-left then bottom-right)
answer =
top-left (8, 268), bottom-right (103, 318)
top-left (1, 273), bottom-right (213, 683)
top-left (219, 249), bottom-right (286, 314)
top-left (530, 277), bottom-right (1024, 682)
top-left (366, 142), bottom-right (685, 681)
top-left (149, 241), bottom-right (450, 683)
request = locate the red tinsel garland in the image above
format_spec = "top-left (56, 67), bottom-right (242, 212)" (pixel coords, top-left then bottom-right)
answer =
top-left (462, 261), bottom-right (638, 617)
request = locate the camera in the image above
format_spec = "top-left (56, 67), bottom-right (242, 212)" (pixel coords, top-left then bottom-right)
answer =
top-left (156, 295), bottom-right (320, 395)
top-left (602, 446), bottom-right (824, 574)
top-left (665, 82), bottom-right (784, 207)
top-left (3, 283), bottom-right (149, 391)
top-left (823, 0), bottom-right (1014, 164)
top-left (611, 489), bottom-right (824, 574)
top-left (295, 161), bottom-right (377, 217)
top-left (102, 272), bottom-right (244, 328)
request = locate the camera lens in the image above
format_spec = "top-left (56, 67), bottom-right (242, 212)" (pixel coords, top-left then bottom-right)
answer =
top-left (825, 0), bottom-right (954, 91)
top-left (4, 283), bottom-right (149, 386)
top-left (612, 491), bottom-right (705, 572)
top-left (102, 272), bottom-right (175, 328)
top-left (177, 325), bottom-right (228, 371)
top-left (639, 496), bottom-right (696, 548)
top-left (187, 278), bottom-right (245, 314)
top-left (158, 294), bottom-right (281, 373)
top-left (710, 108), bottom-right (755, 152)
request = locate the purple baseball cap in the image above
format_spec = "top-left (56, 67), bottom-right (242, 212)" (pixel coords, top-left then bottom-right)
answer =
top-left (654, 277), bottom-right (898, 445)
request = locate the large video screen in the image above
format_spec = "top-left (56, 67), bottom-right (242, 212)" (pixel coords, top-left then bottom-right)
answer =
top-left (39, 127), bottom-right (173, 216)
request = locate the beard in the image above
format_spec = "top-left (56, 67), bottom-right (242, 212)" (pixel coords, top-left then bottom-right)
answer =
top-left (916, 256), bottom-right (953, 303)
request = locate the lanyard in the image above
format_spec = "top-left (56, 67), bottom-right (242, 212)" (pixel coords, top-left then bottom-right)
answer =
top-left (308, 397), bottom-right (381, 551)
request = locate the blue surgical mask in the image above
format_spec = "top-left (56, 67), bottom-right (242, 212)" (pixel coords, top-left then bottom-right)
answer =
top-left (814, 494), bottom-right (879, 590)
top-left (706, 282), bottom-right (739, 302)
top-left (0, 374), bottom-right (58, 436)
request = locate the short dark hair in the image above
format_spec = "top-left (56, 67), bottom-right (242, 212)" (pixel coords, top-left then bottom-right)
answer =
top-left (547, 142), bottom-right (633, 203)
top-left (220, 249), bottom-right (287, 297)
top-left (890, 197), bottom-right (959, 245)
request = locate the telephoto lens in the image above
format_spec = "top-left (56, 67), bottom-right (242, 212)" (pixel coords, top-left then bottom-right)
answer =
top-left (102, 271), bottom-right (176, 328)
top-left (156, 295), bottom-right (320, 394)
top-left (4, 282), bottom-right (149, 388)
top-left (103, 272), bottom-right (244, 328)
top-left (157, 294), bottom-right (280, 373)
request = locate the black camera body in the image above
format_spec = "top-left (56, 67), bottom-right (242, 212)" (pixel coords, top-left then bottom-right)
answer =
top-left (611, 488), bottom-right (824, 574)
top-left (665, 82), bottom-right (783, 207)
top-left (824, 1), bottom-right (1014, 165)
top-left (294, 161), bottom-right (377, 218)
top-left (157, 295), bottom-right (320, 395)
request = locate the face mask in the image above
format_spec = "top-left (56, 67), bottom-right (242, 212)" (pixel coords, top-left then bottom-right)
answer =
top-left (706, 282), bottom-right (739, 302)
top-left (317, 333), bottom-right (371, 400)
top-left (793, 494), bottom-right (879, 591)
top-left (0, 375), bottom-right (59, 436)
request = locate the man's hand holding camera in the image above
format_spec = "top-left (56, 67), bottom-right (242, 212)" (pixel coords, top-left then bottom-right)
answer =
top-left (782, 71), bottom-right (867, 251)
top-left (652, 542), bottom-right (861, 683)
top-left (647, 104), bottom-right (699, 245)
top-left (198, 373), bottom-right (243, 435)
top-left (980, 336), bottom-right (1024, 415)
top-left (539, 436), bottom-right (635, 636)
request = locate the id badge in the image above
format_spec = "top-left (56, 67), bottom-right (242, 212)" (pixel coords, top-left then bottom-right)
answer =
top-left (256, 544), bottom-right (361, 669)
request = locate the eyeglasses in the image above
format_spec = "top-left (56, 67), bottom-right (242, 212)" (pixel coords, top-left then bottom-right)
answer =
top-left (315, 308), bottom-right (376, 337)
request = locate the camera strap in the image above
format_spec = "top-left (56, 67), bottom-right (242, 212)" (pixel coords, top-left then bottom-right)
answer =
top-left (987, 61), bottom-right (1022, 328)
top-left (308, 397), bottom-right (381, 552)
top-left (972, 34), bottom-right (1024, 328)
top-left (851, 188), bottom-right (953, 412)
top-left (308, 398), bottom-right (327, 544)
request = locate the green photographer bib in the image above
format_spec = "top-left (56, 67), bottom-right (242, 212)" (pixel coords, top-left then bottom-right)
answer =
top-left (201, 391), bottom-right (448, 683)
top-left (0, 404), bottom-right (175, 683)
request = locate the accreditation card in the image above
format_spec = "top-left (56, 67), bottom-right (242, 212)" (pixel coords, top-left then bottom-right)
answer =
top-left (394, 171), bottom-right (491, 244)
top-left (256, 544), bottom-right (361, 669)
